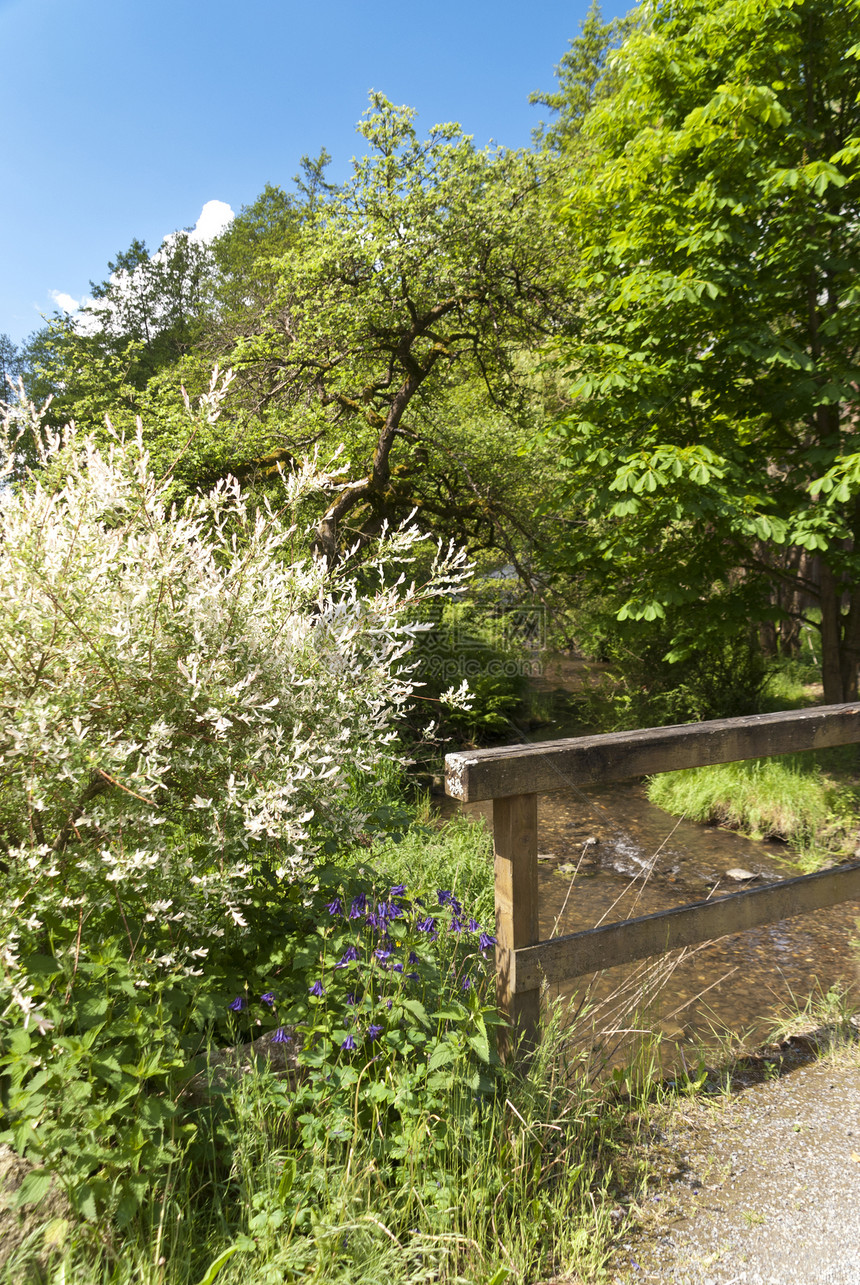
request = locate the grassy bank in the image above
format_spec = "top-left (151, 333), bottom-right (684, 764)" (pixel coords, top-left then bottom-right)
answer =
top-left (643, 661), bottom-right (860, 871)
top-left (646, 751), bottom-right (860, 871)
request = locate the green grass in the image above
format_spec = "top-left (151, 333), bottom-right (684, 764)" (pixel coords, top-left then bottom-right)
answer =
top-left (646, 751), bottom-right (860, 870)
top-left (1, 810), bottom-right (649, 1285)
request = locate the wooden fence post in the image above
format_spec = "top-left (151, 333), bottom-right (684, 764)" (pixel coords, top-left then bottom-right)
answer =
top-left (493, 792), bottom-right (539, 1061)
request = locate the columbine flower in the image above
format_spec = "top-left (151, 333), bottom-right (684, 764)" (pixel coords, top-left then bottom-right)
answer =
top-left (374, 948), bottom-right (392, 961)
top-left (346, 992), bottom-right (356, 1006)
top-left (341, 1034), bottom-right (356, 1051)
top-left (449, 917), bottom-right (463, 933)
top-left (437, 890), bottom-right (453, 906)
top-left (367, 1024), bottom-right (383, 1042)
top-left (461, 975), bottom-right (472, 991)
top-left (309, 979), bottom-right (325, 997)
top-left (408, 951), bottom-right (419, 965)
top-left (228, 996), bottom-right (247, 1012)
top-left (349, 894), bottom-right (367, 919)
top-left (335, 945), bottom-right (359, 968)
top-left (406, 972), bottom-right (419, 981)
top-left (261, 991), bottom-right (276, 1006)
top-left (326, 897), bottom-right (344, 916)
top-left (389, 884), bottom-right (406, 897)
top-left (467, 918), bottom-right (480, 933)
top-left (271, 1026), bottom-right (291, 1044)
top-left (393, 963), bottom-right (403, 973)
top-left (416, 916), bottom-right (435, 933)
top-left (479, 932), bottom-right (497, 951)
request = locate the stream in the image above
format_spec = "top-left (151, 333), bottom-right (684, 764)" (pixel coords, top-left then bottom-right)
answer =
top-left (437, 657), bottom-right (860, 1056)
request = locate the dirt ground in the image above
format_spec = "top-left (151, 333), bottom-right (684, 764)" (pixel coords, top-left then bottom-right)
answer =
top-left (608, 1028), bottom-right (860, 1285)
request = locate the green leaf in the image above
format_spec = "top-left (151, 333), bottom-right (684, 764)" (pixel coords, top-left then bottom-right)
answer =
top-left (427, 1041), bottom-right (457, 1073)
top-left (15, 1168), bottom-right (53, 1209)
top-left (194, 1245), bottom-right (244, 1285)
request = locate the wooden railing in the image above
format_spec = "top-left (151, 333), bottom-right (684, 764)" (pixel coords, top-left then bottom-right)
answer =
top-left (444, 703), bottom-right (860, 1056)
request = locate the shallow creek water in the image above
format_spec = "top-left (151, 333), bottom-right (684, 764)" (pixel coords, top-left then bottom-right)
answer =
top-left (437, 661), bottom-right (860, 1056)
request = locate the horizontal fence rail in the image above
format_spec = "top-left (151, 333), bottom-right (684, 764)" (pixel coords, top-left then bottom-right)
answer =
top-left (445, 703), bottom-right (860, 802)
top-left (444, 702), bottom-right (860, 1058)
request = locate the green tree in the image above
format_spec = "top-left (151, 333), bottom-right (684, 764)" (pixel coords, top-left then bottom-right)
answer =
top-left (530, 0), bottom-right (631, 148)
top-left (227, 94), bottom-right (571, 560)
top-left (552, 0), bottom-right (860, 702)
top-left (0, 333), bottom-right (21, 400)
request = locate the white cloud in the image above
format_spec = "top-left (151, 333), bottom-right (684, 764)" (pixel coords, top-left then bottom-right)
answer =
top-left (50, 290), bottom-right (85, 314)
top-left (189, 199), bottom-right (234, 244)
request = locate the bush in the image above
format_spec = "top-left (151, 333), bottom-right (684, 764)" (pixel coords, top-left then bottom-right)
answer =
top-left (0, 375), bottom-right (472, 1222)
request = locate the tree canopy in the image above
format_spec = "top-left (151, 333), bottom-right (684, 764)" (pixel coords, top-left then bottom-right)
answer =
top-left (551, 0), bottom-right (860, 699)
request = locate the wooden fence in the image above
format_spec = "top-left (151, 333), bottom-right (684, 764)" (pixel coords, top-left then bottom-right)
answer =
top-left (444, 703), bottom-right (860, 1056)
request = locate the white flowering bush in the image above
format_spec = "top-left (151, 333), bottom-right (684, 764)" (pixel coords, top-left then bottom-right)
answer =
top-left (0, 372), bottom-right (469, 984)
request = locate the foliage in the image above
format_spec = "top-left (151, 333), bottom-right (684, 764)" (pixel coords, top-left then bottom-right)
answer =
top-left (551, 0), bottom-right (860, 701)
top-left (575, 611), bottom-right (768, 729)
top-left (530, 0), bottom-right (632, 148)
top-left (221, 93), bottom-right (571, 559)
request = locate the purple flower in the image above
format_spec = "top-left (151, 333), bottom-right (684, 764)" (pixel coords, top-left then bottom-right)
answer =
top-left (326, 897), bottom-right (344, 916)
top-left (309, 980), bottom-right (325, 997)
top-left (479, 932), bottom-right (497, 951)
top-left (270, 1026), bottom-right (291, 1044)
top-left (335, 945), bottom-right (359, 968)
top-left (389, 884), bottom-right (406, 897)
top-left (437, 890), bottom-right (453, 906)
top-left (451, 897), bottom-right (463, 917)
top-left (449, 917), bottom-right (463, 933)
top-left (341, 1034), bottom-right (356, 1051)
top-left (417, 916), bottom-right (436, 933)
top-left (261, 991), bottom-right (275, 1006)
top-left (349, 894), bottom-right (367, 919)
top-left (365, 912), bottom-right (380, 930)
top-left (386, 998), bottom-right (393, 1011)
top-left (386, 902), bottom-right (404, 920)
top-left (406, 972), bottom-right (419, 981)
top-left (228, 996), bottom-right (247, 1012)
top-left (346, 992), bottom-right (356, 1006)
top-left (467, 919), bottom-right (480, 933)
top-left (374, 948), bottom-right (392, 961)
top-left (462, 975), bottom-right (472, 991)
top-left (367, 1024), bottom-right (383, 1041)
top-left (393, 963), bottom-right (403, 973)
top-left (408, 951), bottom-right (419, 965)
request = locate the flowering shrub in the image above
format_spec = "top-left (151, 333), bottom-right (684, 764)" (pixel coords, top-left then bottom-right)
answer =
top-left (0, 373), bottom-right (482, 1223)
top-left (0, 372), bottom-right (469, 983)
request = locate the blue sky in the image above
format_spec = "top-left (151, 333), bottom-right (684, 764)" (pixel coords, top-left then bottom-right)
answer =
top-left (1, 0), bottom-right (628, 346)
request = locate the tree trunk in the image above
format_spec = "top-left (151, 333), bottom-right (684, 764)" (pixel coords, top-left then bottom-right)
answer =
top-left (818, 561), bottom-right (846, 704)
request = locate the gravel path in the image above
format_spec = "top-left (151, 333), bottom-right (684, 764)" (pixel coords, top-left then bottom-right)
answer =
top-left (610, 1044), bottom-right (860, 1285)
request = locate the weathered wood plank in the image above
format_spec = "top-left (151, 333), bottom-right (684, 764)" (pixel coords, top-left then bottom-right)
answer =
top-left (493, 793), bottom-right (540, 1057)
top-left (513, 861), bottom-right (860, 990)
top-left (445, 703), bottom-right (860, 802)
